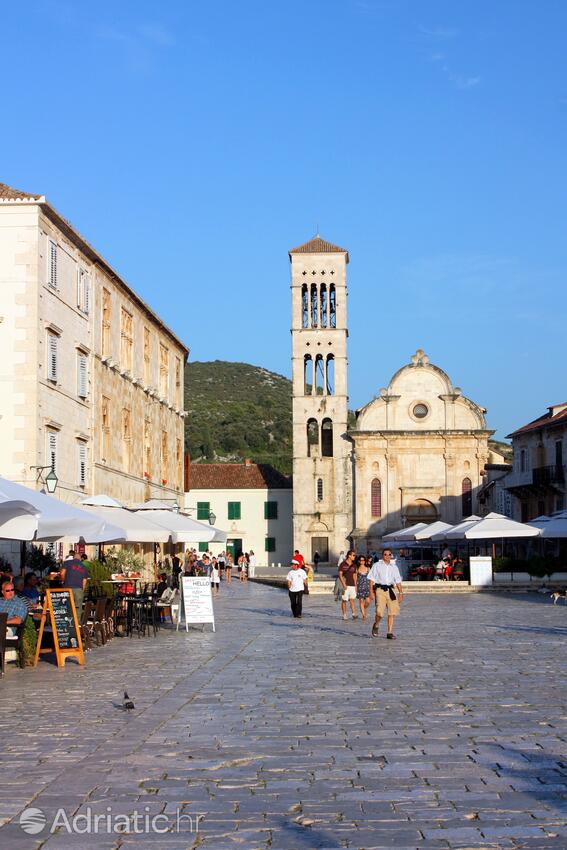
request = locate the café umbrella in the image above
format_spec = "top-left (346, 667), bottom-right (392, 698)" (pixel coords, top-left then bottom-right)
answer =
top-left (459, 512), bottom-right (540, 540)
top-left (79, 495), bottom-right (172, 543)
top-left (0, 476), bottom-right (125, 543)
top-left (383, 522), bottom-right (429, 542)
top-left (132, 507), bottom-right (227, 545)
top-left (413, 521), bottom-right (453, 541)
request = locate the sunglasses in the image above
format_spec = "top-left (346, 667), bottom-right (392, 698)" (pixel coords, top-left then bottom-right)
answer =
top-left (4, 588), bottom-right (15, 593)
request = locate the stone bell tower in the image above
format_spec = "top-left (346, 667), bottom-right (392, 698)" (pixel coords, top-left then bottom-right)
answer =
top-left (289, 235), bottom-right (352, 564)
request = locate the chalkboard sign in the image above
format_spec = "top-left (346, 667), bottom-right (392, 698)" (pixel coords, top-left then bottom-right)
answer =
top-left (176, 577), bottom-right (215, 633)
top-left (50, 590), bottom-right (80, 649)
top-left (34, 588), bottom-right (84, 667)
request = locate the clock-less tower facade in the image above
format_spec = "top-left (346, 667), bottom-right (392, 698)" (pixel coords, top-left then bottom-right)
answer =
top-left (289, 236), bottom-right (352, 564)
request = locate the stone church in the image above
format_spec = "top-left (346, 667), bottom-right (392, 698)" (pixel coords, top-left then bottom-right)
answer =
top-left (289, 235), bottom-right (497, 562)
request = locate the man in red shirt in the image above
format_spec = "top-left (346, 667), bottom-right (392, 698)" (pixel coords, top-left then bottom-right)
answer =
top-left (338, 550), bottom-right (358, 620)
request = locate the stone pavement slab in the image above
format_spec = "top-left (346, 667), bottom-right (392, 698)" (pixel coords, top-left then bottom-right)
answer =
top-left (0, 585), bottom-right (566, 849)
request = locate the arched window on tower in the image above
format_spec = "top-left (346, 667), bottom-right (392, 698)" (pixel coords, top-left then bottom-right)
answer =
top-left (329, 284), bottom-right (336, 328)
top-left (301, 284), bottom-right (309, 329)
top-left (326, 354), bottom-right (334, 395)
top-left (314, 354), bottom-right (324, 395)
top-left (320, 284), bottom-right (327, 328)
top-left (316, 478), bottom-right (323, 502)
top-left (307, 418), bottom-right (319, 457)
top-left (461, 477), bottom-right (472, 517)
top-left (304, 354), bottom-right (313, 395)
top-left (321, 418), bottom-right (333, 457)
top-left (310, 284), bottom-right (318, 327)
top-left (371, 478), bottom-right (382, 518)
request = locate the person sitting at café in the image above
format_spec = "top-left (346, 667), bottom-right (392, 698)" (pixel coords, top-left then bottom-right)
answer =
top-left (156, 572), bottom-right (168, 599)
top-left (0, 576), bottom-right (29, 633)
top-left (13, 576), bottom-right (36, 612)
top-left (23, 572), bottom-right (40, 604)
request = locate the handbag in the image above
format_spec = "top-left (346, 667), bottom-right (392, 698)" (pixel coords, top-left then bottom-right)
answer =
top-left (303, 581), bottom-right (309, 595)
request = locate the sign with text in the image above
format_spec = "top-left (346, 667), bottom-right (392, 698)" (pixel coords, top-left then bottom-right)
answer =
top-left (469, 556), bottom-right (493, 587)
top-left (34, 588), bottom-right (84, 667)
top-left (177, 576), bottom-right (215, 632)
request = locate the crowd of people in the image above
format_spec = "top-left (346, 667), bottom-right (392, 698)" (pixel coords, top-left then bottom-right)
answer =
top-left (285, 547), bottom-right (404, 639)
top-left (168, 549), bottom-right (257, 590)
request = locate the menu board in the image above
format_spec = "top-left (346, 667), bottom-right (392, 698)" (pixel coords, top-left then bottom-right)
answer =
top-left (34, 588), bottom-right (84, 667)
top-left (177, 577), bottom-right (215, 632)
top-left (50, 590), bottom-right (80, 649)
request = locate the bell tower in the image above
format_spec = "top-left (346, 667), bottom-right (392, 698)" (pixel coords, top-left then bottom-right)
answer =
top-left (289, 235), bottom-right (352, 565)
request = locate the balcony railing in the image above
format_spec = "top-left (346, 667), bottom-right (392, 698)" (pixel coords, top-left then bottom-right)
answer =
top-left (532, 464), bottom-right (565, 486)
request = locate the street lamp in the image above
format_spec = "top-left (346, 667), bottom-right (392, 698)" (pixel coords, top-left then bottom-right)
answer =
top-left (31, 465), bottom-right (58, 494)
top-left (208, 511), bottom-right (216, 526)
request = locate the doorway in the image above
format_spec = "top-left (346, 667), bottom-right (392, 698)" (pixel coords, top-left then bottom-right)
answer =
top-left (226, 538), bottom-right (243, 561)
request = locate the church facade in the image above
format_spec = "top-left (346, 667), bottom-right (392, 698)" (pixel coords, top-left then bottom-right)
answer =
top-left (289, 236), bottom-right (496, 562)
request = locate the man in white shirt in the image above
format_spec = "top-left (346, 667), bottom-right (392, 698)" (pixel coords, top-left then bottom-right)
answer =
top-left (368, 548), bottom-right (404, 640)
top-left (286, 558), bottom-right (308, 619)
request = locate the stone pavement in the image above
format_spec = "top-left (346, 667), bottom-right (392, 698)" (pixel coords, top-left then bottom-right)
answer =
top-left (0, 584), bottom-right (566, 850)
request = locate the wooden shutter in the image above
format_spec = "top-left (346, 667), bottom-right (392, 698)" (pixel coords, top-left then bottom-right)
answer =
top-left (76, 268), bottom-right (82, 308)
top-left (84, 274), bottom-right (91, 314)
top-left (77, 353), bottom-right (88, 398)
top-left (47, 431), bottom-right (57, 472)
top-left (47, 334), bottom-right (58, 381)
top-left (49, 240), bottom-right (58, 288)
top-left (371, 479), bottom-right (382, 518)
top-left (78, 442), bottom-right (87, 486)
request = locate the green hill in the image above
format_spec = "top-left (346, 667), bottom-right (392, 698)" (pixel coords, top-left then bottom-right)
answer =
top-left (184, 361), bottom-right (293, 474)
top-left (184, 361), bottom-right (511, 475)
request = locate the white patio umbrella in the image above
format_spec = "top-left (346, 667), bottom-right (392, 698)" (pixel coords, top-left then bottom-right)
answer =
top-left (80, 496), bottom-right (172, 543)
top-left (535, 515), bottom-right (567, 539)
top-left (383, 522), bottom-right (428, 542)
top-left (437, 515), bottom-right (482, 540)
top-left (132, 508), bottom-right (227, 545)
top-left (0, 476), bottom-right (125, 543)
top-left (413, 521), bottom-right (453, 541)
top-left (461, 512), bottom-right (539, 540)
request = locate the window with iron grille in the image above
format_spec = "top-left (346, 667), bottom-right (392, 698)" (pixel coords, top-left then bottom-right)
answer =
top-left (316, 478), bottom-right (323, 502)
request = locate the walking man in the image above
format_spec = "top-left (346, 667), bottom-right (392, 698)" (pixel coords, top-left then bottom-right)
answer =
top-left (368, 548), bottom-right (403, 639)
top-left (286, 558), bottom-right (307, 618)
top-left (338, 550), bottom-right (358, 620)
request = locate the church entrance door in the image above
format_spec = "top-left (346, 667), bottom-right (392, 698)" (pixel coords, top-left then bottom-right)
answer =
top-left (404, 499), bottom-right (438, 527)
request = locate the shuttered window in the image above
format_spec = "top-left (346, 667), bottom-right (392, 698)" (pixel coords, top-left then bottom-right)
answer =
top-left (48, 240), bottom-right (58, 288)
top-left (265, 537), bottom-right (276, 552)
top-left (228, 502), bottom-right (241, 520)
top-left (77, 442), bottom-right (87, 486)
top-left (77, 353), bottom-right (88, 398)
top-left (197, 502), bottom-right (210, 521)
top-left (47, 431), bottom-right (57, 472)
top-left (47, 333), bottom-right (58, 382)
top-left (371, 479), bottom-right (382, 518)
top-left (264, 501), bottom-right (278, 520)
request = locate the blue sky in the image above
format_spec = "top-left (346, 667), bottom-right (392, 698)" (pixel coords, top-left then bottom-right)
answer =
top-left (3, 0), bottom-right (567, 440)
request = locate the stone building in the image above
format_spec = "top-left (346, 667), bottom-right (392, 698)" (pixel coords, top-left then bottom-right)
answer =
top-left (289, 235), bottom-right (497, 562)
top-left (185, 460), bottom-right (292, 566)
top-left (504, 402), bottom-right (567, 521)
top-left (0, 182), bottom-right (187, 514)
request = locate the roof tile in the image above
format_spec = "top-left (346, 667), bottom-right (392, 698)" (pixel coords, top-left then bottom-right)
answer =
top-left (189, 462), bottom-right (291, 490)
top-left (508, 404), bottom-right (567, 437)
top-left (0, 182), bottom-right (43, 201)
top-left (289, 235), bottom-right (349, 261)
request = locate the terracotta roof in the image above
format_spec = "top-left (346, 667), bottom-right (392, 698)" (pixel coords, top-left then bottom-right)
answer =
top-left (189, 462), bottom-right (292, 490)
top-left (289, 235), bottom-right (349, 262)
top-left (0, 182), bottom-right (43, 201)
top-left (508, 403), bottom-right (567, 438)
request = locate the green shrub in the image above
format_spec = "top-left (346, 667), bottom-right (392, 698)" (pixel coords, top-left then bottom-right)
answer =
top-left (26, 545), bottom-right (57, 575)
top-left (86, 559), bottom-right (114, 598)
top-left (19, 616), bottom-right (38, 667)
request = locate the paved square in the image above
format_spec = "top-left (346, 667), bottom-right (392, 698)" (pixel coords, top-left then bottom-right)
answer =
top-left (1, 585), bottom-right (566, 849)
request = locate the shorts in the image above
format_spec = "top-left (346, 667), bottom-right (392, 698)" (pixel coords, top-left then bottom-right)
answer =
top-left (375, 587), bottom-right (400, 617)
top-left (341, 586), bottom-right (357, 602)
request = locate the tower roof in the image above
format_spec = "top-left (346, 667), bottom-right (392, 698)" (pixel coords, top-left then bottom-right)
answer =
top-left (289, 235), bottom-right (349, 263)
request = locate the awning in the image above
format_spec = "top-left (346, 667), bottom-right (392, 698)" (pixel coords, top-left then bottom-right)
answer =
top-left (0, 477), bottom-right (124, 543)
top-left (413, 521), bottom-right (453, 541)
top-left (382, 522), bottom-right (429, 542)
top-left (433, 516), bottom-right (482, 540)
